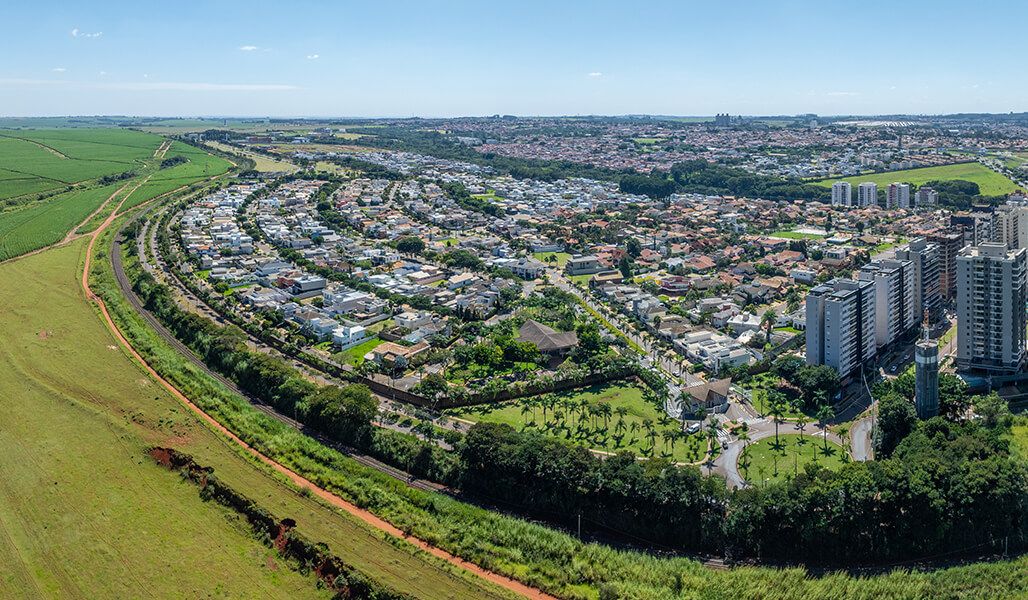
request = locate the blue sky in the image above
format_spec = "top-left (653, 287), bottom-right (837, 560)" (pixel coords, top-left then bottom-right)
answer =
top-left (1, 0), bottom-right (1025, 117)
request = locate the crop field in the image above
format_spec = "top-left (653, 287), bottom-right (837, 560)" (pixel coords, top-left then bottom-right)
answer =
top-left (449, 383), bottom-right (712, 463)
top-left (815, 161), bottom-right (1019, 196)
top-left (0, 182), bottom-right (125, 261)
top-left (0, 129), bottom-right (161, 203)
top-left (740, 434), bottom-right (846, 485)
top-left (120, 142), bottom-right (233, 211)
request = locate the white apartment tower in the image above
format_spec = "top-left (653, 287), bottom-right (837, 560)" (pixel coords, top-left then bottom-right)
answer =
top-left (859, 259), bottom-right (917, 348)
top-left (806, 278), bottom-right (877, 379)
top-left (831, 182), bottom-right (853, 207)
top-left (993, 202), bottom-right (1028, 250)
top-left (956, 243), bottom-right (1027, 373)
top-left (857, 182), bottom-right (878, 207)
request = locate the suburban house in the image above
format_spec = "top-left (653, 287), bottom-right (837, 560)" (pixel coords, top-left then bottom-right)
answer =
top-left (684, 378), bottom-right (732, 413)
top-left (332, 325), bottom-right (368, 349)
top-left (566, 255), bottom-right (605, 276)
top-left (517, 320), bottom-right (579, 355)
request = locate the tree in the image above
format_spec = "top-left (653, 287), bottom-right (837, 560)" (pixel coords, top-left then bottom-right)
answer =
top-left (618, 255), bottom-right (633, 278)
top-left (761, 309), bottom-right (777, 344)
top-left (767, 390), bottom-right (787, 445)
top-left (816, 404), bottom-right (835, 451)
top-left (876, 392), bottom-right (917, 456)
top-left (626, 237), bottom-right (642, 258)
top-left (972, 392), bottom-right (1011, 429)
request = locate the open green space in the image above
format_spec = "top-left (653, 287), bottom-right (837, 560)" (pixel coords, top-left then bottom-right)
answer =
top-left (769, 229), bottom-right (827, 240)
top-left (815, 162), bottom-right (1019, 196)
top-left (120, 142), bottom-right (233, 210)
top-left (0, 241), bottom-right (327, 599)
top-left (532, 251), bottom-right (571, 267)
top-left (334, 336), bottom-right (385, 366)
top-left (206, 140), bottom-right (299, 173)
top-left (449, 384), bottom-right (712, 463)
top-left (740, 434), bottom-right (846, 486)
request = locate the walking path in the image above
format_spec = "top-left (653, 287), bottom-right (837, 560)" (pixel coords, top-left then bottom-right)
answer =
top-left (82, 175), bottom-right (554, 600)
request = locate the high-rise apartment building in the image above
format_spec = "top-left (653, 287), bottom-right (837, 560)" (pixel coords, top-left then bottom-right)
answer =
top-left (886, 183), bottom-right (911, 209)
top-left (915, 187), bottom-right (938, 207)
top-left (857, 182), bottom-right (878, 208)
top-left (859, 259), bottom-right (916, 348)
top-left (915, 339), bottom-right (940, 419)
top-left (956, 242), bottom-right (1027, 373)
top-left (929, 231), bottom-right (964, 301)
top-left (993, 202), bottom-right (1028, 250)
top-left (806, 278), bottom-right (877, 379)
top-left (831, 181), bottom-right (852, 207)
top-left (895, 238), bottom-right (943, 323)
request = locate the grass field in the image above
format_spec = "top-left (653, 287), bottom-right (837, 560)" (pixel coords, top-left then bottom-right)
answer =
top-left (815, 162), bottom-right (1019, 196)
top-left (740, 434), bottom-right (846, 485)
top-left (769, 229), bottom-right (826, 240)
top-left (206, 141), bottom-right (299, 173)
top-left (0, 182), bottom-right (125, 261)
top-left (532, 251), bottom-right (571, 267)
top-left (0, 241), bottom-right (328, 599)
top-left (449, 383), bottom-right (711, 463)
top-left (0, 129), bottom-right (161, 203)
top-left (334, 336), bottom-right (384, 366)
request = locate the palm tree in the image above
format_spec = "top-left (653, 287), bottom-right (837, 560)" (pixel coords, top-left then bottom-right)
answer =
top-left (767, 391), bottom-right (787, 446)
top-left (642, 418), bottom-right (656, 453)
top-left (761, 309), bottom-right (777, 344)
top-left (520, 403), bottom-right (532, 428)
top-left (705, 416), bottom-right (721, 461)
top-left (817, 405), bottom-right (835, 452)
top-left (597, 402), bottom-right (612, 431)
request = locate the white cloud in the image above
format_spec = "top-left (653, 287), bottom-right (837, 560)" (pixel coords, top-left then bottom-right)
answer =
top-left (587, 72), bottom-right (603, 78)
top-left (71, 28), bottom-right (102, 38)
top-left (827, 91), bottom-right (857, 96)
top-left (0, 78), bottom-right (298, 92)
top-left (239, 45), bottom-right (259, 51)
top-left (51, 67), bottom-right (66, 73)
top-left (306, 54), bottom-right (320, 60)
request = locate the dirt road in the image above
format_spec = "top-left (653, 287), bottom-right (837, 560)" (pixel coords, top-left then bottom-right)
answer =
top-left (81, 188), bottom-right (555, 600)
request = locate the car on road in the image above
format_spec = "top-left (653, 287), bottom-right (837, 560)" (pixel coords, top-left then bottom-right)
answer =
top-left (686, 422), bottom-right (701, 434)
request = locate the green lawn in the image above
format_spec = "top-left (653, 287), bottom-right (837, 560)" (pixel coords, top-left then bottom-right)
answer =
top-left (750, 387), bottom-right (807, 419)
top-left (532, 251), bottom-right (571, 267)
top-left (815, 162), bottom-right (1019, 196)
top-left (449, 384), bottom-right (712, 463)
top-left (0, 241), bottom-right (327, 598)
top-left (334, 336), bottom-right (384, 366)
top-left (770, 230), bottom-right (826, 240)
top-left (740, 434), bottom-right (846, 486)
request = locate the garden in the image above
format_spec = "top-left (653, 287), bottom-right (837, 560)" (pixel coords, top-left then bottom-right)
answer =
top-left (448, 383), bottom-right (714, 463)
top-left (739, 434), bottom-right (846, 485)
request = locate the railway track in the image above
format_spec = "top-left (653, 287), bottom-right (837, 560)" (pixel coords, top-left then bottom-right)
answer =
top-left (111, 232), bottom-right (446, 495)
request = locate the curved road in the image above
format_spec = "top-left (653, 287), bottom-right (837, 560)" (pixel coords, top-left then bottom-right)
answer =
top-left (94, 185), bottom-right (553, 600)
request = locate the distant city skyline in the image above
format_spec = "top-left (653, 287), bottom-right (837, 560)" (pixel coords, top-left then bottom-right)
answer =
top-left (2, 0), bottom-right (1027, 117)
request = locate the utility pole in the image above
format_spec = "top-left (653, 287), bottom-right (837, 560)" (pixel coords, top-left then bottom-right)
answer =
top-left (577, 513), bottom-right (581, 539)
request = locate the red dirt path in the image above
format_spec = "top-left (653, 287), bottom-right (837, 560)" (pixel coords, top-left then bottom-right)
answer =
top-left (80, 191), bottom-right (556, 600)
